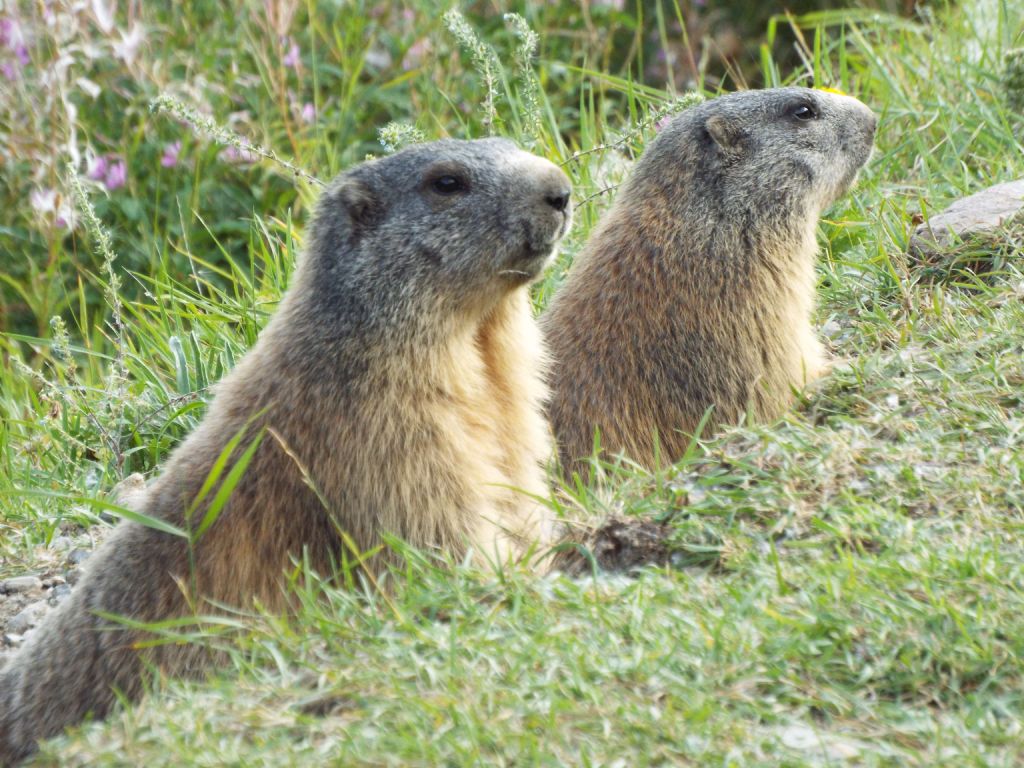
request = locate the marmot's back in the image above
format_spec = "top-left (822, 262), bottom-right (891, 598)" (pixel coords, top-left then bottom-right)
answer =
top-left (544, 87), bottom-right (876, 477)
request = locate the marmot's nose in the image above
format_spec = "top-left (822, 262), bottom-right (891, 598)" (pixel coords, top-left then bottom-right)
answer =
top-left (545, 191), bottom-right (570, 212)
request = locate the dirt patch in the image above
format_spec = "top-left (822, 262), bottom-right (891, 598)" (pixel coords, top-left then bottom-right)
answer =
top-left (552, 517), bottom-right (676, 576)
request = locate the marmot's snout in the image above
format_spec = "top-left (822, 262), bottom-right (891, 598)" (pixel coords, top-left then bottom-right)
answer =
top-left (854, 103), bottom-right (878, 147)
top-left (508, 156), bottom-right (572, 276)
top-left (532, 162), bottom-right (573, 241)
top-left (839, 95), bottom-right (879, 160)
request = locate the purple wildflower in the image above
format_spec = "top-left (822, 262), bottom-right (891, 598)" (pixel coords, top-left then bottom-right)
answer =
top-left (282, 38), bottom-right (300, 69)
top-left (104, 159), bottom-right (127, 190)
top-left (1, 61), bottom-right (15, 80)
top-left (160, 140), bottom-right (182, 168)
top-left (402, 38), bottom-right (430, 71)
top-left (220, 145), bottom-right (259, 164)
top-left (87, 154), bottom-right (109, 181)
top-left (300, 102), bottom-right (315, 124)
top-left (14, 44), bottom-right (27, 65)
top-left (87, 153), bottom-right (128, 190)
top-left (655, 115), bottom-right (672, 132)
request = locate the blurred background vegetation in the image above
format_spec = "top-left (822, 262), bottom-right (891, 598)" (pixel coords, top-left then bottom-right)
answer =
top-left (2, 0), bottom-right (924, 338)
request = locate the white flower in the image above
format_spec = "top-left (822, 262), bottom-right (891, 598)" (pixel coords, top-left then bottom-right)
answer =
top-left (91, 0), bottom-right (115, 33)
top-left (77, 76), bottom-right (101, 98)
top-left (30, 188), bottom-right (57, 214)
top-left (112, 24), bottom-right (145, 65)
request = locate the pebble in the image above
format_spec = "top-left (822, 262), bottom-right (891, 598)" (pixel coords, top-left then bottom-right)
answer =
top-left (49, 584), bottom-right (73, 605)
top-left (0, 576), bottom-right (42, 594)
top-left (3, 632), bottom-right (24, 646)
top-left (67, 549), bottom-right (92, 567)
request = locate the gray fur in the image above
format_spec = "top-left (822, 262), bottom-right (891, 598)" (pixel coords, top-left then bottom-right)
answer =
top-left (544, 87), bottom-right (877, 476)
top-left (0, 137), bottom-right (570, 765)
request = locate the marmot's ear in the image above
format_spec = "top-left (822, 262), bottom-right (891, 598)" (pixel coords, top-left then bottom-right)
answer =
top-left (705, 115), bottom-right (746, 154)
top-left (335, 177), bottom-right (382, 232)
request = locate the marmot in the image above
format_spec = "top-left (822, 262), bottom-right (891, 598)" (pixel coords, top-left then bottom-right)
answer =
top-left (0, 137), bottom-right (572, 764)
top-left (543, 87), bottom-right (876, 476)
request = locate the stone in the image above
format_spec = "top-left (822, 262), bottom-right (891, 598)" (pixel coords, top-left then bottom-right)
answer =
top-left (0, 576), bottom-right (42, 594)
top-left (67, 548), bottom-right (92, 567)
top-left (910, 179), bottom-right (1024, 256)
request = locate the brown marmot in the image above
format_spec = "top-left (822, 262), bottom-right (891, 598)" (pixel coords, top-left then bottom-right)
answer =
top-left (543, 87), bottom-right (876, 477)
top-left (0, 137), bottom-right (572, 764)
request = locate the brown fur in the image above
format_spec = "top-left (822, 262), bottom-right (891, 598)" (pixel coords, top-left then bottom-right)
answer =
top-left (543, 88), bottom-right (876, 477)
top-left (0, 138), bottom-right (571, 764)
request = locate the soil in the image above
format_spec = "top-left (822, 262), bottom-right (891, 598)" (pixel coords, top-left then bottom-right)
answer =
top-left (552, 517), bottom-right (677, 576)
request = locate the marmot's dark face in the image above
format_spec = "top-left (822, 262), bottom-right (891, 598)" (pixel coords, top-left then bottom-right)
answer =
top-left (654, 87), bottom-right (877, 219)
top-left (310, 138), bottom-right (571, 318)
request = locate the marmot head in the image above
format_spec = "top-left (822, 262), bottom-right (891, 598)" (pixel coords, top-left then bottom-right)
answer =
top-left (306, 138), bottom-right (571, 324)
top-left (648, 87), bottom-right (876, 219)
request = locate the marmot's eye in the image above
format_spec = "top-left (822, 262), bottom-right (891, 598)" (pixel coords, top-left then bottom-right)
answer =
top-left (431, 174), bottom-right (467, 194)
top-left (791, 103), bottom-right (818, 121)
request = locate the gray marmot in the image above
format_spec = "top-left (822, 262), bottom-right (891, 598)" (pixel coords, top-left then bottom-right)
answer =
top-left (0, 137), bottom-right (571, 764)
top-left (543, 87), bottom-right (876, 477)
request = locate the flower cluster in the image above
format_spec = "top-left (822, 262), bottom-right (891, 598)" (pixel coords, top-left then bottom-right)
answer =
top-left (3, 1), bottom-right (149, 236)
top-left (444, 9), bottom-right (502, 132)
top-left (87, 154), bottom-right (128, 191)
top-left (150, 93), bottom-right (323, 186)
top-left (29, 188), bottom-right (75, 230)
top-left (0, 15), bottom-right (29, 80)
top-left (378, 122), bottom-right (425, 153)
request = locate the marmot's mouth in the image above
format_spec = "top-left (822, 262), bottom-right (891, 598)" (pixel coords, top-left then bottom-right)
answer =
top-left (502, 212), bottom-right (568, 282)
top-left (500, 244), bottom-right (556, 283)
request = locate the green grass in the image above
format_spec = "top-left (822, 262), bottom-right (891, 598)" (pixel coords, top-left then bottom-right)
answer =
top-left (3, 0), bottom-right (1024, 764)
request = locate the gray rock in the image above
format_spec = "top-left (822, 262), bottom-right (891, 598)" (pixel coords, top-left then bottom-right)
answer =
top-left (49, 535), bottom-right (73, 551)
top-left (0, 576), bottom-right (42, 594)
top-left (910, 179), bottom-right (1024, 255)
top-left (7, 601), bottom-right (48, 633)
top-left (3, 632), bottom-right (24, 646)
top-left (67, 548), bottom-right (92, 567)
top-left (49, 584), bottom-right (73, 605)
